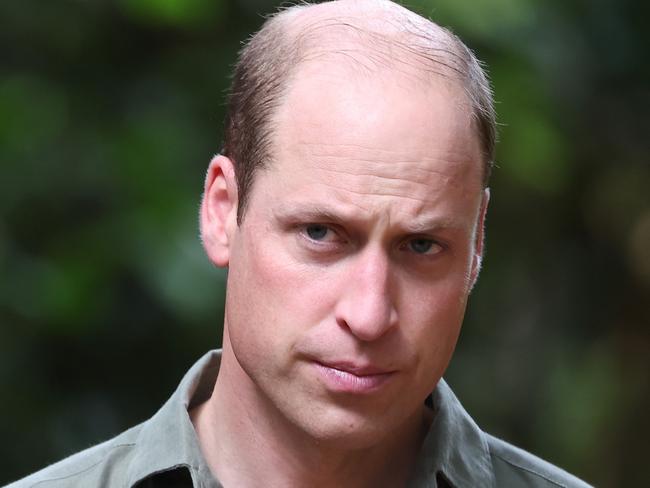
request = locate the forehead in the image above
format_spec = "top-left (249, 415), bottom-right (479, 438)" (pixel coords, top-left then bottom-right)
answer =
top-left (251, 63), bottom-right (484, 226)
top-left (273, 62), bottom-right (481, 181)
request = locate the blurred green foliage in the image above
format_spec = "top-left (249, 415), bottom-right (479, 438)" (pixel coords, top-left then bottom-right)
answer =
top-left (1, 0), bottom-right (648, 485)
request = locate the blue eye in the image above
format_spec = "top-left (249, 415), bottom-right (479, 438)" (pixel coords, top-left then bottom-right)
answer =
top-left (306, 224), bottom-right (329, 241)
top-left (409, 238), bottom-right (435, 254)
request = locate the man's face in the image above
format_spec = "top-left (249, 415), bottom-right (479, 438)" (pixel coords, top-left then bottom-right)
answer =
top-left (219, 65), bottom-right (487, 447)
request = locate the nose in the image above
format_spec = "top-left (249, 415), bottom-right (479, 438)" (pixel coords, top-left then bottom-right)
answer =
top-left (335, 248), bottom-right (398, 342)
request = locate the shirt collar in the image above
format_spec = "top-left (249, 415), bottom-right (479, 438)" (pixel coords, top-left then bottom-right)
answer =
top-left (123, 351), bottom-right (494, 488)
top-left (410, 379), bottom-right (495, 488)
top-left (126, 350), bottom-right (222, 488)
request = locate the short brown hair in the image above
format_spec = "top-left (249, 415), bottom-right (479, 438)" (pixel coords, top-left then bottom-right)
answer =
top-left (222, 1), bottom-right (496, 223)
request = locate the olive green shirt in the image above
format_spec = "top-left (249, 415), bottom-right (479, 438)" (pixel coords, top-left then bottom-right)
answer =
top-left (6, 350), bottom-right (592, 487)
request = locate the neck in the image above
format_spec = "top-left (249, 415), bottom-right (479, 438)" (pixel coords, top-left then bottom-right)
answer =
top-left (191, 336), bottom-right (430, 488)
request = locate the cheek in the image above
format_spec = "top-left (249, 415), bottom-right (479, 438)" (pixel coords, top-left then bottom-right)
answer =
top-left (226, 232), bottom-right (336, 345)
top-left (403, 273), bottom-right (470, 359)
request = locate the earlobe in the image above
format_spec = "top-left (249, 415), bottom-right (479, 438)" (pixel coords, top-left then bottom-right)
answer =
top-left (200, 155), bottom-right (238, 267)
top-left (469, 188), bottom-right (490, 289)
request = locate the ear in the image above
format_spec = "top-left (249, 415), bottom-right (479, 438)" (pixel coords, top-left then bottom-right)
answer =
top-left (200, 155), bottom-right (238, 267)
top-left (469, 188), bottom-right (490, 289)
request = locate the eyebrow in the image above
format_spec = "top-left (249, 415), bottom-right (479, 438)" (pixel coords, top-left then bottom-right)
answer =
top-left (273, 203), bottom-right (466, 234)
top-left (274, 203), bottom-right (351, 225)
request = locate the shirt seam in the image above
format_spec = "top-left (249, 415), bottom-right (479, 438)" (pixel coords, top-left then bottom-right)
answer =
top-left (490, 451), bottom-right (568, 488)
top-left (25, 443), bottom-right (135, 488)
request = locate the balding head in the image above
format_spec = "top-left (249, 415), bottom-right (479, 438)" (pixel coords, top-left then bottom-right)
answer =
top-left (222, 0), bottom-right (496, 223)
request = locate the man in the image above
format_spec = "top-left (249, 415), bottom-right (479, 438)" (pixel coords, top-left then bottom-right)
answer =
top-left (7, 1), bottom-right (591, 487)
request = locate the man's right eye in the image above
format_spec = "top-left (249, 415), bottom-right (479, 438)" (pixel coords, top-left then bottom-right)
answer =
top-left (296, 223), bottom-right (348, 256)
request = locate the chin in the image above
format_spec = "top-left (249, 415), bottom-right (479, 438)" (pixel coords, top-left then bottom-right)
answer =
top-left (307, 423), bottom-right (387, 450)
top-left (291, 402), bottom-right (411, 450)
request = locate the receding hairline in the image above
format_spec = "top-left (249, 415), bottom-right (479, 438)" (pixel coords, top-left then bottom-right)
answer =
top-left (260, 0), bottom-right (493, 164)
top-left (276, 0), bottom-right (446, 34)
top-left (222, 0), bottom-right (496, 222)
top-left (269, 0), bottom-right (469, 79)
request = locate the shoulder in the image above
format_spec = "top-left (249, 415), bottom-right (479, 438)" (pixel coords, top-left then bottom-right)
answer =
top-left (4, 424), bottom-right (142, 488)
top-left (486, 434), bottom-right (592, 488)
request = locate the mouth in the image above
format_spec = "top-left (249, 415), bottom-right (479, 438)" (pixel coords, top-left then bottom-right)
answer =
top-left (313, 361), bottom-right (396, 394)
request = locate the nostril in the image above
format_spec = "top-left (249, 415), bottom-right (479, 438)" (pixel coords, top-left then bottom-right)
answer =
top-left (336, 316), bottom-right (350, 331)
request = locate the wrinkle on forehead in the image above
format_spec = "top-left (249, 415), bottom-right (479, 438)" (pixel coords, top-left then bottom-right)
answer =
top-left (305, 143), bottom-right (476, 180)
top-left (273, 141), bottom-right (481, 219)
top-left (302, 155), bottom-right (470, 197)
top-left (298, 159), bottom-right (478, 211)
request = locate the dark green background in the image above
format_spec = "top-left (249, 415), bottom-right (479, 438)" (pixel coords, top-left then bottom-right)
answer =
top-left (1, 0), bottom-right (648, 485)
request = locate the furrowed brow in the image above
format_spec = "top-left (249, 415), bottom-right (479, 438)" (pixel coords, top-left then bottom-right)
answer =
top-left (274, 203), bottom-right (466, 234)
top-left (401, 216), bottom-right (465, 234)
top-left (273, 203), bottom-right (350, 224)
